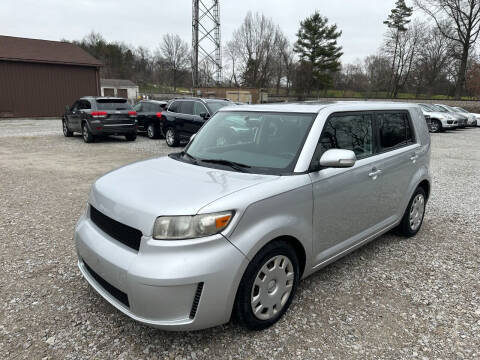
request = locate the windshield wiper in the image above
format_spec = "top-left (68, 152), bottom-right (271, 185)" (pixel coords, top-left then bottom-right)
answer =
top-left (200, 158), bottom-right (251, 172)
top-left (181, 151), bottom-right (198, 164)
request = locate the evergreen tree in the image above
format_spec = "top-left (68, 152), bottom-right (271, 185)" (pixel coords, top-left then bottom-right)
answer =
top-left (294, 12), bottom-right (343, 93)
top-left (384, 0), bottom-right (414, 97)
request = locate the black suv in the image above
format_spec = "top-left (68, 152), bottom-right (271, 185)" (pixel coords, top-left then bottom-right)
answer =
top-left (62, 97), bottom-right (137, 143)
top-left (133, 100), bottom-right (168, 139)
top-left (162, 98), bottom-right (232, 146)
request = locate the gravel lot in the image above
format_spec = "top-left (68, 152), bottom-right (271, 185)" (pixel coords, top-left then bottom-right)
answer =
top-left (1, 119), bottom-right (479, 360)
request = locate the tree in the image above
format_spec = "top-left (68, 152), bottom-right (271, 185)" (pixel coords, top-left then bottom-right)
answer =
top-left (384, 0), bottom-right (414, 97)
top-left (294, 11), bottom-right (343, 93)
top-left (160, 33), bottom-right (190, 92)
top-left (229, 12), bottom-right (286, 88)
top-left (414, 0), bottom-right (480, 98)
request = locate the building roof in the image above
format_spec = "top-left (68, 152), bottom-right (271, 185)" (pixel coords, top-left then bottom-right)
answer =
top-left (101, 79), bottom-right (137, 88)
top-left (0, 35), bottom-right (102, 67)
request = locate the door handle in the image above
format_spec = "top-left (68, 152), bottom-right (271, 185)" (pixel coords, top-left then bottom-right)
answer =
top-left (368, 169), bottom-right (382, 179)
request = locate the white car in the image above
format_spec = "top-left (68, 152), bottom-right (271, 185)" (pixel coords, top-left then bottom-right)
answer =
top-left (417, 103), bottom-right (457, 133)
top-left (452, 107), bottom-right (479, 127)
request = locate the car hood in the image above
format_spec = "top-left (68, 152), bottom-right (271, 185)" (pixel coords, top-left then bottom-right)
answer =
top-left (89, 156), bottom-right (277, 235)
top-left (424, 111), bottom-right (449, 119)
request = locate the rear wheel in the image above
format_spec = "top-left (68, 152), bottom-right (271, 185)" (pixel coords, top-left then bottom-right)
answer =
top-left (82, 123), bottom-right (94, 143)
top-left (396, 187), bottom-right (426, 237)
top-left (62, 119), bottom-right (73, 137)
top-left (165, 127), bottom-right (179, 147)
top-left (234, 240), bottom-right (299, 330)
top-left (125, 133), bottom-right (137, 141)
top-left (147, 123), bottom-right (159, 139)
top-left (430, 119), bottom-right (442, 133)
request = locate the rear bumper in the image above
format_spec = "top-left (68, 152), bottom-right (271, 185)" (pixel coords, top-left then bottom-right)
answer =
top-left (75, 211), bottom-right (248, 330)
top-left (91, 124), bottom-right (137, 135)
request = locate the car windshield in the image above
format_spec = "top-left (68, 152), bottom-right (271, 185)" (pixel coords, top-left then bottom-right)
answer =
top-left (206, 101), bottom-right (233, 114)
top-left (96, 99), bottom-right (132, 110)
top-left (180, 111), bottom-right (316, 175)
top-left (431, 105), bottom-right (447, 112)
top-left (419, 104), bottom-right (435, 112)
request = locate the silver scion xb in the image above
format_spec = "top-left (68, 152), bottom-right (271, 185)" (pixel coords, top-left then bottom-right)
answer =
top-left (75, 102), bottom-right (431, 331)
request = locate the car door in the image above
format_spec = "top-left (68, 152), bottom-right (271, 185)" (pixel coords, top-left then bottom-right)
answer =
top-left (192, 101), bottom-right (209, 134)
top-left (371, 111), bottom-right (420, 220)
top-left (67, 101), bottom-right (81, 132)
top-left (309, 112), bottom-right (388, 265)
top-left (133, 102), bottom-right (146, 130)
top-left (177, 100), bottom-right (195, 138)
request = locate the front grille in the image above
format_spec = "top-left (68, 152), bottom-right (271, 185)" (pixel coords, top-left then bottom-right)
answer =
top-left (83, 260), bottom-right (130, 308)
top-left (189, 282), bottom-right (204, 319)
top-left (90, 206), bottom-right (142, 251)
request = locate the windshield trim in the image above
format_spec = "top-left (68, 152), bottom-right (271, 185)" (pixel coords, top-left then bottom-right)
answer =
top-left (178, 110), bottom-right (317, 175)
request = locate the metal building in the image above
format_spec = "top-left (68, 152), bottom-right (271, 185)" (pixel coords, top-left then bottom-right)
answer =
top-left (0, 35), bottom-right (102, 118)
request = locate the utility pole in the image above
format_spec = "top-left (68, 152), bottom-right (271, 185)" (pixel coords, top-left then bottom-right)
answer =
top-left (192, 0), bottom-right (222, 88)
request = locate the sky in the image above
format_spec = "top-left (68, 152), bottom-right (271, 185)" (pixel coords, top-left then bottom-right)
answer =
top-left (0, 0), bottom-right (416, 64)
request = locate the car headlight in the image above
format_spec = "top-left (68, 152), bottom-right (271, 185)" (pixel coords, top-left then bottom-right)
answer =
top-left (153, 211), bottom-right (234, 240)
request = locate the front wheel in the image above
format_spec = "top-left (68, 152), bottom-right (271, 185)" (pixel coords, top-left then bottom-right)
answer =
top-left (430, 119), bottom-right (442, 133)
top-left (396, 187), bottom-right (427, 237)
top-left (62, 119), bottom-right (73, 137)
top-left (165, 127), bottom-right (179, 147)
top-left (233, 240), bottom-right (299, 330)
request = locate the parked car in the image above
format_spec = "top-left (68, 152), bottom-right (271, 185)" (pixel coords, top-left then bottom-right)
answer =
top-left (434, 104), bottom-right (468, 128)
top-left (417, 103), bottom-right (457, 132)
top-left (133, 100), bottom-right (168, 139)
top-left (161, 98), bottom-right (233, 146)
top-left (75, 101), bottom-right (431, 331)
top-left (452, 106), bottom-right (478, 127)
top-left (63, 97), bottom-right (137, 143)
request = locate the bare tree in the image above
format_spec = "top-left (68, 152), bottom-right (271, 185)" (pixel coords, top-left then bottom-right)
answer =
top-left (224, 40), bottom-right (241, 86)
top-left (230, 12), bottom-right (286, 88)
top-left (160, 34), bottom-right (190, 92)
top-left (414, 0), bottom-right (480, 98)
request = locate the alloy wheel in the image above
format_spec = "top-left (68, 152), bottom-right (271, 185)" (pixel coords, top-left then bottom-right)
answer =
top-left (409, 194), bottom-right (425, 231)
top-left (147, 124), bottom-right (154, 138)
top-left (166, 129), bottom-right (175, 145)
top-left (431, 121), bottom-right (440, 133)
top-left (250, 255), bottom-right (295, 321)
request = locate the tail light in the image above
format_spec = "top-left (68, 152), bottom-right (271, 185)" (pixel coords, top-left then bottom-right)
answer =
top-left (91, 111), bottom-right (107, 119)
top-left (128, 111), bottom-right (137, 117)
top-left (156, 112), bottom-right (162, 118)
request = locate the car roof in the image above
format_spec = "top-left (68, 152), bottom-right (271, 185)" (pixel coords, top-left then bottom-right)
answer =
top-left (141, 99), bottom-right (167, 104)
top-left (218, 101), bottom-right (422, 114)
top-left (170, 97), bottom-right (230, 103)
top-left (81, 96), bottom-right (127, 101)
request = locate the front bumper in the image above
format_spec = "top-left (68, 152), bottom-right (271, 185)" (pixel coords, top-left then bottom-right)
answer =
top-left (75, 211), bottom-right (248, 330)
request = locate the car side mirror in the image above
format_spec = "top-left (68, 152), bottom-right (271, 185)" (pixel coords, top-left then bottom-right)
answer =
top-left (65, 105), bottom-right (70, 112)
top-left (200, 112), bottom-right (210, 120)
top-left (319, 149), bottom-right (356, 168)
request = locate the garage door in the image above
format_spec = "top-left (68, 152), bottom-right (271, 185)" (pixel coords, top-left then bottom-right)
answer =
top-left (103, 88), bottom-right (115, 96)
top-left (117, 89), bottom-right (128, 99)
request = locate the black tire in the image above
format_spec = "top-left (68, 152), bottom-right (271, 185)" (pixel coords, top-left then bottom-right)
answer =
top-left (62, 119), bottom-right (73, 137)
top-left (233, 240), bottom-right (300, 331)
top-left (165, 127), bottom-right (179, 147)
top-left (396, 187), bottom-right (427, 237)
top-left (125, 133), bottom-right (137, 141)
top-left (430, 119), bottom-right (442, 133)
top-left (82, 123), bottom-right (94, 143)
top-left (147, 123), bottom-right (160, 139)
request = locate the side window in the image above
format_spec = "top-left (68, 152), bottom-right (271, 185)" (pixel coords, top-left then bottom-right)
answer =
top-left (81, 101), bottom-right (91, 110)
top-left (180, 101), bottom-right (194, 115)
top-left (310, 113), bottom-right (373, 170)
top-left (377, 112), bottom-right (414, 150)
top-left (168, 101), bottom-right (179, 113)
top-left (71, 101), bottom-right (80, 111)
top-left (193, 101), bottom-right (208, 116)
top-left (133, 103), bottom-right (142, 112)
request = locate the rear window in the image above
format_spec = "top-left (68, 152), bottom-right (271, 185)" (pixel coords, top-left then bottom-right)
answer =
top-left (206, 101), bottom-right (231, 114)
top-left (377, 112), bottom-right (414, 150)
top-left (96, 99), bottom-right (132, 110)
